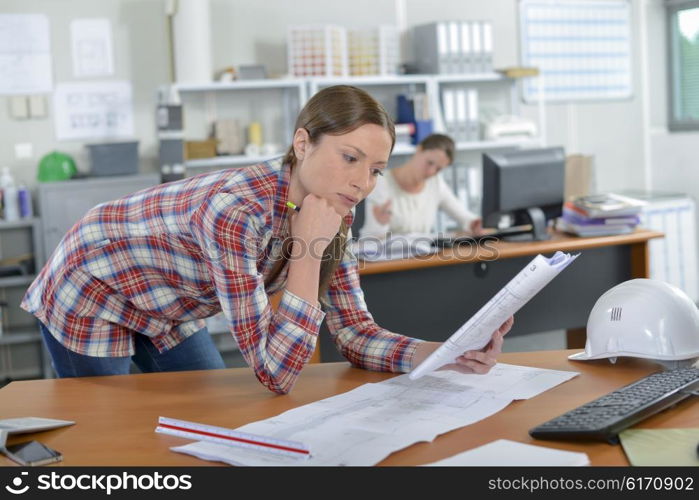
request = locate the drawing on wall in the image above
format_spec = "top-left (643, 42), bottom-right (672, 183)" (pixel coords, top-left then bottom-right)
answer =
top-left (71, 18), bottom-right (115, 78)
top-left (0, 14), bottom-right (53, 94)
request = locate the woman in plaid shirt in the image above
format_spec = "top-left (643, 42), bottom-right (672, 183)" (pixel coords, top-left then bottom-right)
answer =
top-left (22, 85), bottom-right (512, 394)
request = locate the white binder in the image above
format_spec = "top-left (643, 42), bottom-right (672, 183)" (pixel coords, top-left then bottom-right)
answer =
top-left (455, 88), bottom-right (468, 143)
top-left (471, 21), bottom-right (483, 73)
top-left (460, 21), bottom-right (473, 73)
top-left (482, 21), bottom-right (493, 72)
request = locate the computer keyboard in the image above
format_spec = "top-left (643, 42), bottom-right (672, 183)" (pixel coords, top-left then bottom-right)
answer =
top-left (529, 367), bottom-right (699, 443)
top-left (432, 227), bottom-right (532, 248)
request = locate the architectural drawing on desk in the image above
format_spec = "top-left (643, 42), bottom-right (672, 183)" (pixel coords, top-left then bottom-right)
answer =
top-left (171, 364), bottom-right (577, 466)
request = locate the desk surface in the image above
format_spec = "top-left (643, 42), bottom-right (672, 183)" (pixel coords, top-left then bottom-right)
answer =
top-left (358, 229), bottom-right (663, 275)
top-left (1, 349), bottom-right (695, 466)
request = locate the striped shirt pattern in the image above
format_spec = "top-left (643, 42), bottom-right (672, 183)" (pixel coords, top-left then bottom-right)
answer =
top-left (22, 158), bottom-right (420, 393)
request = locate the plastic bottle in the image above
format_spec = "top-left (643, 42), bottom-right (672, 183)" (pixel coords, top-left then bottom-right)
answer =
top-left (0, 167), bottom-right (19, 221)
top-left (18, 184), bottom-right (33, 218)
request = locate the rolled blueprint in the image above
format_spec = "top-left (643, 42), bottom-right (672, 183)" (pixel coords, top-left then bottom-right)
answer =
top-left (409, 251), bottom-right (579, 380)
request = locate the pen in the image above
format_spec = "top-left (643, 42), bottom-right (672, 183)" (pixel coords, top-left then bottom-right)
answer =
top-left (286, 201), bottom-right (300, 213)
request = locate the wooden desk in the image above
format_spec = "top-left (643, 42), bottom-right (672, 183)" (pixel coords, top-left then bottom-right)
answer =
top-left (320, 229), bottom-right (663, 361)
top-left (0, 349), bottom-right (694, 466)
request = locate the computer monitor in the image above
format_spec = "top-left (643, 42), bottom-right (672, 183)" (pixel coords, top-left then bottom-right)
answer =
top-left (481, 146), bottom-right (566, 241)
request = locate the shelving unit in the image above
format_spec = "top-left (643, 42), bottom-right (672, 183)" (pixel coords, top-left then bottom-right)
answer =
top-left (162, 79), bottom-right (307, 173)
top-left (163, 72), bottom-right (545, 172)
top-left (308, 72), bottom-right (545, 148)
top-left (0, 217), bottom-right (49, 382)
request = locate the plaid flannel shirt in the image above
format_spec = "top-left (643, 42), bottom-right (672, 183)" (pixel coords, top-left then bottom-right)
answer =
top-left (22, 158), bottom-right (420, 393)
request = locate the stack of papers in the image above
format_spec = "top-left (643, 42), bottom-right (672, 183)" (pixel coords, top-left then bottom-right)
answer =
top-left (351, 233), bottom-right (437, 262)
top-left (558, 194), bottom-right (646, 237)
top-left (425, 439), bottom-right (589, 466)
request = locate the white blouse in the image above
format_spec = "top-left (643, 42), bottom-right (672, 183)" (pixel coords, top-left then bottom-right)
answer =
top-left (359, 170), bottom-right (477, 238)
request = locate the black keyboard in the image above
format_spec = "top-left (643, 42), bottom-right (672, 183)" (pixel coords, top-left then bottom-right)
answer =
top-left (432, 227), bottom-right (532, 248)
top-left (529, 368), bottom-right (699, 443)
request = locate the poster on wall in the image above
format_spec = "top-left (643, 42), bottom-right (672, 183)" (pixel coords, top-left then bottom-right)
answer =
top-left (519, 0), bottom-right (633, 103)
top-left (0, 14), bottom-right (53, 94)
top-left (71, 18), bottom-right (115, 78)
top-left (53, 81), bottom-right (134, 140)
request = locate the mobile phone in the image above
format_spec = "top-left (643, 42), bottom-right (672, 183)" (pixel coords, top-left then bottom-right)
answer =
top-left (3, 440), bottom-right (63, 466)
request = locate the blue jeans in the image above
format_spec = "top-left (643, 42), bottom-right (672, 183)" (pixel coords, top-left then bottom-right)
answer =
top-left (40, 322), bottom-right (226, 378)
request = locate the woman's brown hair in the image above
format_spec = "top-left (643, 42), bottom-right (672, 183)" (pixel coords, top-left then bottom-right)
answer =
top-left (418, 133), bottom-right (455, 164)
top-left (272, 85), bottom-right (395, 303)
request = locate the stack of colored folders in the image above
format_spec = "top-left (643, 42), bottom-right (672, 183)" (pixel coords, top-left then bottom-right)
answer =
top-left (558, 193), bottom-right (646, 237)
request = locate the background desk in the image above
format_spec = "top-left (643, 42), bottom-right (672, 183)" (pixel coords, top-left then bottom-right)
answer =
top-left (319, 229), bottom-right (664, 362)
top-left (0, 349), bottom-right (694, 466)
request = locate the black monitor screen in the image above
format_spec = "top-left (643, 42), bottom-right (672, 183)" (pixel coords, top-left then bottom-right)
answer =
top-left (482, 147), bottom-right (565, 239)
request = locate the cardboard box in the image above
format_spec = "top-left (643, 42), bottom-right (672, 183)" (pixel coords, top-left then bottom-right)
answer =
top-left (184, 140), bottom-right (217, 160)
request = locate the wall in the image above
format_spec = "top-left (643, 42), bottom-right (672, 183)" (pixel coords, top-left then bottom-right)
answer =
top-left (0, 0), bottom-right (169, 187)
top-left (0, 0), bottom-right (666, 197)
top-left (643, 0), bottom-right (699, 267)
top-left (646, 0), bottom-right (699, 196)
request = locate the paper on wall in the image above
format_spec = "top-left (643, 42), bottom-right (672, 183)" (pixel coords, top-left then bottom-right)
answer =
top-left (71, 18), bottom-right (114, 78)
top-left (53, 81), bottom-right (134, 140)
top-left (0, 14), bottom-right (53, 94)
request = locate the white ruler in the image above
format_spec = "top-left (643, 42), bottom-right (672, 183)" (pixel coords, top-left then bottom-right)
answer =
top-left (155, 416), bottom-right (310, 459)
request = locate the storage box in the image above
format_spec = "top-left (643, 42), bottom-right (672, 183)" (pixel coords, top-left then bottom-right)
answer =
top-left (348, 26), bottom-right (399, 76)
top-left (287, 25), bottom-right (348, 77)
top-left (86, 141), bottom-right (139, 177)
top-left (184, 140), bottom-right (217, 160)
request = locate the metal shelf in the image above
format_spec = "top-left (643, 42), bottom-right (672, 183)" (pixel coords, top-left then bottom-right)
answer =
top-left (308, 75), bottom-right (431, 87)
top-left (183, 138), bottom-right (543, 168)
top-left (0, 329), bottom-right (41, 345)
top-left (185, 154), bottom-right (282, 169)
top-left (393, 137), bottom-right (543, 156)
top-left (432, 72), bottom-right (507, 83)
top-left (455, 137), bottom-right (544, 151)
top-left (0, 217), bottom-right (39, 230)
top-left (0, 274), bottom-right (35, 287)
top-left (173, 79), bottom-right (306, 92)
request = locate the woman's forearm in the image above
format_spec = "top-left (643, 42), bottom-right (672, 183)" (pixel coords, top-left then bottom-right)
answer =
top-left (285, 252), bottom-right (322, 306)
top-left (409, 341), bottom-right (441, 370)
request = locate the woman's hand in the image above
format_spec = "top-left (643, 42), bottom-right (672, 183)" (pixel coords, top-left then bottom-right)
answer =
top-left (411, 316), bottom-right (514, 375)
top-left (469, 218), bottom-right (484, 236)
top-left (285, 194), bottom-right (342, 306)
top-left (442, 316), bottom-right (514, 374)
top-left (290, 194), bottom-right (342, 259)
top-left (372, 199), bottom-right (392, 225)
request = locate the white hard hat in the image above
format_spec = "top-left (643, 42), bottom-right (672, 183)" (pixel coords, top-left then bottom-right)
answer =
top-left (569, 279), bottom-right (699, 364)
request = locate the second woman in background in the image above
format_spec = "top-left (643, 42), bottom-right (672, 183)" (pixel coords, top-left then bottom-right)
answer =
top-left (359, 134), bottom-right (482, 239)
